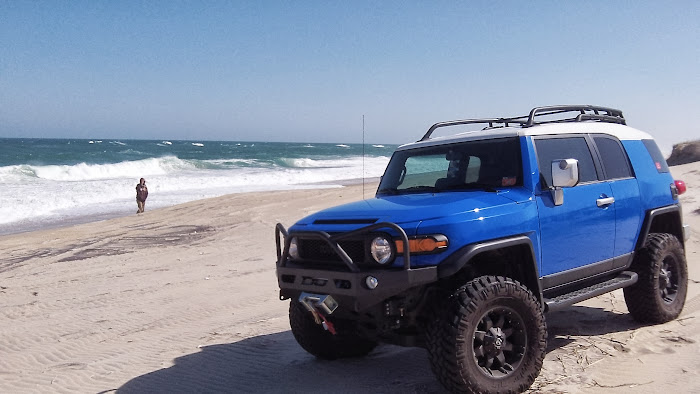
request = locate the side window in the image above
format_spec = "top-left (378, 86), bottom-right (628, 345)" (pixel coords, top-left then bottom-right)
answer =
top-left (642, 139), bottom-right (670, 173)
top-left (594, 136), bottom-right (632, 179)
top-left (535, 137), bottom-right (598, 187)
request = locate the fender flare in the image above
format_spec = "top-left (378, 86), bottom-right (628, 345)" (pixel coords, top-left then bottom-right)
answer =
top-left (437, 235), bottom-right (542, 302)
top-left (636, 204), bottom-right (684, 250)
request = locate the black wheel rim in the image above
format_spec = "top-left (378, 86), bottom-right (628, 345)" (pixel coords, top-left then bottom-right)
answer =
top-left (659, 255), bottom-right (680, 304)
top-left (472, 306), bottom-right (527, 378)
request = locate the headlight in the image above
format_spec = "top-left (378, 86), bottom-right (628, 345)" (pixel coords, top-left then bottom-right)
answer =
top-left (370, 236), bottom-right (393, 265)
top-left (288, 237), bottom-right (300, 260)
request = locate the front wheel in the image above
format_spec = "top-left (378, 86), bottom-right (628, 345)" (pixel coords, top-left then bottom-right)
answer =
top-left (426, 276), bottom-right (547, 394)
top-left (289, 300), bottom-right (377, 360)
top-left (624, 233), bottom-right (688, 323)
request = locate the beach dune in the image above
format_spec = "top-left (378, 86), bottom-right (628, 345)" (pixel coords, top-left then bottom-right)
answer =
top-left (1, 165), bottom-right (699, 393)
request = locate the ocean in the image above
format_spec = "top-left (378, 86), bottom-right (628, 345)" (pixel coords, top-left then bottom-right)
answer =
top-left (0, 138), bottom-right (396, 235)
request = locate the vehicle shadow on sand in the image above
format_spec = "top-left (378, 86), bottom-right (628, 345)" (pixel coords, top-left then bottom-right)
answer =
top-left (545, 304), bottom-right (645, 352)
top-left (117, 330), bottom-right (444, 394)
top-left (117, 307), bottom-right (643, 394)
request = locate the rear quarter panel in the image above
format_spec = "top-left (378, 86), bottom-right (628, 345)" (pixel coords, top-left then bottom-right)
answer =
top-left (622, 140), bottom-right (676, 211)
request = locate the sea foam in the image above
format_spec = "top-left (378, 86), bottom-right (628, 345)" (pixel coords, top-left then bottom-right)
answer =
top-left (0, 153), bottom-right (390, 233)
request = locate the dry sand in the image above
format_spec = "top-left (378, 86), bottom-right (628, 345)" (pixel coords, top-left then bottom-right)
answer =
top-left (1, 164), bottom-right (698, 394)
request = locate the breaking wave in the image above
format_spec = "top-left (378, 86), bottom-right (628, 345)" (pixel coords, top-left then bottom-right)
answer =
top-left (0, 153), bottom-right (390, 230)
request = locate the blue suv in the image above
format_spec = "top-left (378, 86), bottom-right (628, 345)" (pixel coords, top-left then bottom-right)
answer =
top-left (274, 105), bottom-right (690, 393)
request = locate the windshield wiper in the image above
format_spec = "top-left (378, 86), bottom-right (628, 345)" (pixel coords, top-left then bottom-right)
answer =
top-left (433, 183), bottom-right (499, 193)
top-left (376, 187), bottom-right (399, 195)
top-left (400, 186), bottom-right (440, 194)
top-left (381, 184), bottom-right (498, 195)
top-left (459, 183), bottom-right (499, 193)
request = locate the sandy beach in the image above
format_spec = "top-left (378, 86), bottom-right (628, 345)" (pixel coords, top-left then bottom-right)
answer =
top-left (1, 163), bottom-right (698, 393)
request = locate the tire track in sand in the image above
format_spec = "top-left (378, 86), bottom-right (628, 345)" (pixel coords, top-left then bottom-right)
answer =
top-left (577, 293), bottom-right (700, 392)
top-left (0, 270), bottom-right (286, 393)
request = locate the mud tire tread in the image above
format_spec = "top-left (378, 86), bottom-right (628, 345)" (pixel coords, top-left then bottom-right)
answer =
top-left (624, 233), bottom-right (688, 324)
top-left (426, 276), bottom-right (547, 394)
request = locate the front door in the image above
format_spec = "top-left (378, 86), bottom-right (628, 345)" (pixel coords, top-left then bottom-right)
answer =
top-left (533, 136), bottom-right (616, 276)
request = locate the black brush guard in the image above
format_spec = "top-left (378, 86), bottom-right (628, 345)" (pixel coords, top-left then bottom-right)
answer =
top-left (275, 222), bottom-right (438, 312)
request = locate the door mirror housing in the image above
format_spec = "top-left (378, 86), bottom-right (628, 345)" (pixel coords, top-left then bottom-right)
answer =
top-left (552, 159), bottom-right (579, 188)
top-left (550, 159), bottom-right (579, 206)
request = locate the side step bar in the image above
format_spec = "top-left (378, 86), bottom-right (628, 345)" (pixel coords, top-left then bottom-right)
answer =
top-left (544, 271), bottom-right (638, 313)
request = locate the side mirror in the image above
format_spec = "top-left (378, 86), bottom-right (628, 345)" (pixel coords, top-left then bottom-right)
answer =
top-left (550, 159), bottom-right (579, 206)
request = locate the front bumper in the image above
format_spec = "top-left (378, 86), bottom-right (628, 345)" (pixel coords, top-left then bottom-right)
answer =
top-left (277, 264), bottom-right (437, 312)
top-left (275, 222), bottom-right (438, 312)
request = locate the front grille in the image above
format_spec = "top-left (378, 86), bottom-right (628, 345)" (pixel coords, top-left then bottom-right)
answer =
top-left (299, 239), bottom-right (365, 263)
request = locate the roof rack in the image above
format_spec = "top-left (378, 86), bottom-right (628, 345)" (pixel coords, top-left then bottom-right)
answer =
top-left (420, 105), bottom-right (625, 141)
top-left (524, 105), bottom-right (625, 127)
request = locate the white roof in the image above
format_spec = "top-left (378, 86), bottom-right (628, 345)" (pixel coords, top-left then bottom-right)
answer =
top-left (520, 122), bottom-right (653, 140)
top-left (398, 121), bottom-right (653, 151)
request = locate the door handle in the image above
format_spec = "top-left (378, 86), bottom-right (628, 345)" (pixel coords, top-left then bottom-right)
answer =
top-left (596, 196), bottom-right (615, 207)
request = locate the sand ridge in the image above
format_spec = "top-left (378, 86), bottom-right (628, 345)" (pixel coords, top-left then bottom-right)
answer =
top-left (0, 164), bottom-right (698, 393)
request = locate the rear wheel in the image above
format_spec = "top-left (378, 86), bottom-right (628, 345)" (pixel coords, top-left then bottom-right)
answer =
top-left (624, 233), bottom-right (688, 323)
top-left (426, 276), bottom-right (547, 393)
top-left (289, 300), bottom-right (377, 360)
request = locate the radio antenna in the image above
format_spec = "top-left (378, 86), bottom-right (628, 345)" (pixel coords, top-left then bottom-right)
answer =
top-left (362, 114), bottom-right (366, 199)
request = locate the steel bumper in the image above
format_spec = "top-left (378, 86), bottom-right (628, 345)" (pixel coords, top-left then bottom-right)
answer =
top-left (277, 264), bottom-right (437, 312)
top-left (275, 222), bottom-right (437, 312)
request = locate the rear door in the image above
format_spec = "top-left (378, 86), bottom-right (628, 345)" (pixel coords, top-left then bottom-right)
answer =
top-left (534, 135), bottom-right (616, 277)
top-left (591, 135), bottom-right (641, 262)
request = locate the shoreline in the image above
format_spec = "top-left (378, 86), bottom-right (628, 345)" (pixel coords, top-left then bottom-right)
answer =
top-left (0, 138), bottom-right (392, 238)
top-left (0, 178), bottom-right (379, 238)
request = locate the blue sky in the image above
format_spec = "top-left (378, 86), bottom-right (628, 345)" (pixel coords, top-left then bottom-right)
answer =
top-left (1, 1), bottom-right (698, 149)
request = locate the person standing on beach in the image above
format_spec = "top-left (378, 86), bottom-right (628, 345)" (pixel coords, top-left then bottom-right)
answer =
top-left (136, 178), bottom-right (148, 213)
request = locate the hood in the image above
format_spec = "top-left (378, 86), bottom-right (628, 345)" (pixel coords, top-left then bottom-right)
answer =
top-left (295, 189), bottom-right (531, 227)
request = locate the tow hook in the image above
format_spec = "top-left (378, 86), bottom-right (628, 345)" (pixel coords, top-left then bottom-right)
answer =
top-left (299, 292), bottom-right (338, 335)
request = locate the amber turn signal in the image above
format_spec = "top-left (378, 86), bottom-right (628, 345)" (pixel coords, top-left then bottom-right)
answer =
top-left (395, 236), bottom-right (448, 254)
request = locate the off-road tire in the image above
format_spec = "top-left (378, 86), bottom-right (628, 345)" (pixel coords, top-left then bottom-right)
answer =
top-left (289, 300), bottom-right (377, 360)
top-left (426, 276), bottom-right (547, 394)
top-left (624, 233), bottom-right (688, 323)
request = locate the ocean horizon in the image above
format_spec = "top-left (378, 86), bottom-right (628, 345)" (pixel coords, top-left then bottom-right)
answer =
top-left (0, 138), bottom-right (395, 236)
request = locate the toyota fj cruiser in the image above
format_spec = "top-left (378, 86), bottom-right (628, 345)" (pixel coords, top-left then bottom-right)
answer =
top-left (274, 105), bottom-right (690, 393)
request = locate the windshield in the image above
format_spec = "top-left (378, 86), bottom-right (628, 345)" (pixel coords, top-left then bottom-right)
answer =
top-left (377, 137), bottom-right (522, 195)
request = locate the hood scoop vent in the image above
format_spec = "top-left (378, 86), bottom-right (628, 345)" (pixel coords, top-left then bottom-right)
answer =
top-left (313, 218), bottom-right (378, 225)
